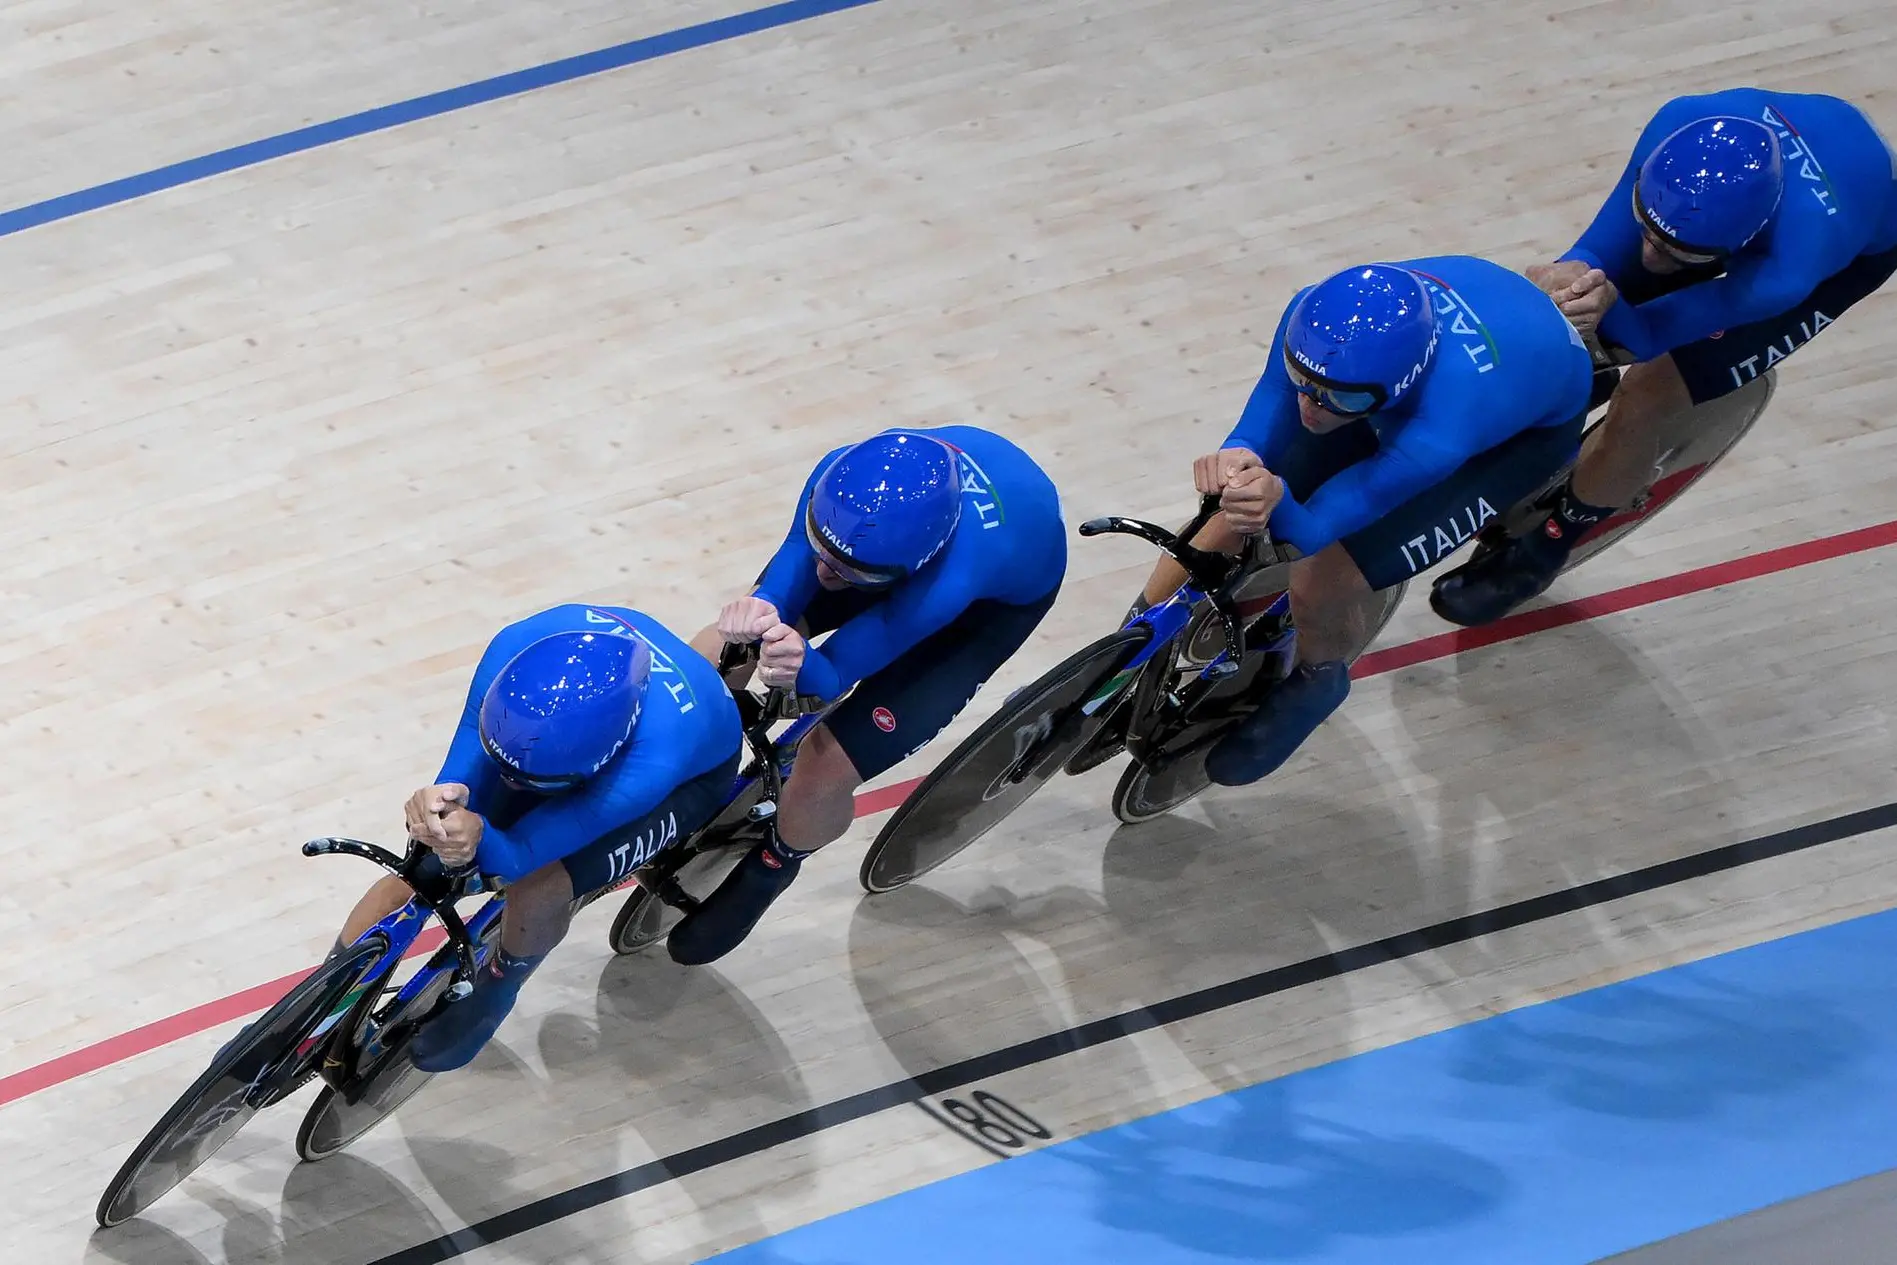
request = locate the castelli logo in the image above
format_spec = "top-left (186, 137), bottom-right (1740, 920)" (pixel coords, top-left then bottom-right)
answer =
top-left (872, 707), bottom-right (897, 733)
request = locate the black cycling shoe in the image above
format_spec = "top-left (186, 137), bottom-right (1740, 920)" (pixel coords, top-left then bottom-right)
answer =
top-left (666, 840), bottom-right (806, 966)
top-left (1429, 528), bottom-right (1568, 627)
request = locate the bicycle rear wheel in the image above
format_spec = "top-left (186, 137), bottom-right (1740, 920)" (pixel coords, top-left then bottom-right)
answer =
top-left (1566, 371), bottom-right (1773, 571)
top-left (859, 629), bottom-right (1149, 893)
top-left (295, 917), bottom-right (504, 1162)
top-left (1488, 371), bottom-right (1774, 572)
top-left (96, 937), bottom-right (387, 1227)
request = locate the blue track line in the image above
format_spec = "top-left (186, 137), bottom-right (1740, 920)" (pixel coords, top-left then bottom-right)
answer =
top-left (0, 0), bottom-right (883, 240)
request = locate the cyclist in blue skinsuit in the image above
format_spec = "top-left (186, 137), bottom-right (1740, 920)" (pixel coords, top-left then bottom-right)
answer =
top-left (1434, 89), bottom-right (1897, 623)
top-left (1156, 257), bottom-right (1595, 785)
top-left (329, 604), bottom-right (742, 1072)
top-left (665, 426), bottom-right (1067, 964)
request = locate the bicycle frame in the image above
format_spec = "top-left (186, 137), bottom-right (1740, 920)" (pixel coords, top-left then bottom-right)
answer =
top-left (296, 838), bottom-right (501, 1088)
top-left (1072, 494), bottom-right (1296, 724)
top-left (299, 685), bottom-right (815, 1097)
top-left (340, 898), bottom-right (506, 1071)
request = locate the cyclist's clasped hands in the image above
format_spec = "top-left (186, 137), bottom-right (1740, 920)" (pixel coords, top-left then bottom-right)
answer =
top-left (1192, 446), bottom-right (1284, 534)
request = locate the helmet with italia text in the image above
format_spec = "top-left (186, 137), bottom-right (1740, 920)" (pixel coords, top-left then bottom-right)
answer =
top-left (478, 631), bottom-right (650, 793)
top-left (804, 431), bottom-right (963, 588)
top-left (1281, 264), bottom-right (1440, 417)
top-left (1634, 116), bottom-right (1784, 259)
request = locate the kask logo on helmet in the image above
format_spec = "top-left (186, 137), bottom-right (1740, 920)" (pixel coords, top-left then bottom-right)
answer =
top-left (1367, 311), bottom-right (1442, 407)
top-left (1389, 317), bottom-right (1441, 400)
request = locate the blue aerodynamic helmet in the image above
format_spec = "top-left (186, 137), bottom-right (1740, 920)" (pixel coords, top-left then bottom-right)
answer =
top-left (804, 432), bottom-right (963, 588)
top-left (1281, 264), bottom-right (1440, 417)
top-left (1634, 116), bottom-right (1784, 260)
top-left (478, 631), bottom-right (651, 792)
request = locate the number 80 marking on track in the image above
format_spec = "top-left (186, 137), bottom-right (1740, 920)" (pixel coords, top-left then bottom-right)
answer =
top-left (920, 1089), bottom-right (1054, 1157)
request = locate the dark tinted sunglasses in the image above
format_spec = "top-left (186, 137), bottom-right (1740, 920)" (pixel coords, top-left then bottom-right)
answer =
top-left (1283, 354), bottom-right (1386, 418)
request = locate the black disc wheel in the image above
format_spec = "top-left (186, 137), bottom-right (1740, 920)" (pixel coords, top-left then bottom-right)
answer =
top-left (96, 938), bottom-right (388, 1227)
top-left (1060, 687), bottom-right (1136, 776)
top-left (859, 629), bottom-right (1148, 894)
top-left (294, 917), bottom-right (504, 1163)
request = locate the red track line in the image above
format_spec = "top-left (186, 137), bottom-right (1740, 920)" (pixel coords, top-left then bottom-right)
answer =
top-left (0, 928), bottom-right (448, 1109)
top-left (1351, 518), bottom-right (1897, 677)
top-left (5, 518), bottom-right (1891, 1111)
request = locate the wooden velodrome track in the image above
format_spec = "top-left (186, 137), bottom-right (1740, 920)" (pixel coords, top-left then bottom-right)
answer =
top-left (0, 0), bottom-right (1891, 1261)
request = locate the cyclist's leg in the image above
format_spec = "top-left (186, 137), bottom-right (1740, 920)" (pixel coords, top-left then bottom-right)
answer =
top-left (1137, 422), bottom-right (1378, 612)
top-left (1288, 542), bottom-right (1389, 666)
top-left (1208, 417), bottom-right (1581, 786)
top-left (669, 589), bottom-right (1059, 965)
top-left (339, 876), bottom-right (418, 947)
top-left (411, 754), bottom-right (739, 1070)
top-left (1437, 245), bottom-right (1897, 624)
top-left (1569, 354), bottom-right (1695, 510)
top-left (1203, 542), bottom-right (1367, 787)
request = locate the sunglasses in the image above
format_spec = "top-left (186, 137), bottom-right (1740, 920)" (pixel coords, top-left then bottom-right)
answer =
top-left (804, 506), bottom-right (906, 589)
top-left (1632, 190), bottom-right (1726, 267)
top-left (1283, 354), bottom-right (1386, 418)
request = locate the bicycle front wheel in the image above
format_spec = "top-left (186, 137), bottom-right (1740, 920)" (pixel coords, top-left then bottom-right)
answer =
top-left (97, 937), bottom-right (388, 1227)
top-left (1111, 580), bottom-right (1408, 826)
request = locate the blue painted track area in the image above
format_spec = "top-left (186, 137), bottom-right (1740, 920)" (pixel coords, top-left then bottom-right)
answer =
top-left (716, 906), bottom-right (1897, 1264)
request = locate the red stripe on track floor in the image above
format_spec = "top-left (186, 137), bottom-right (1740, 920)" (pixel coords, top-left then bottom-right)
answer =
top-left (0, 929), bottom-right (447, 1108)
top-left (1351, 518), bottom-right (1897, 678)
top-left (5, 518), bottom-right (1891, 1110)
